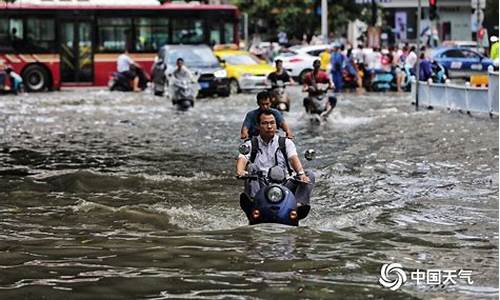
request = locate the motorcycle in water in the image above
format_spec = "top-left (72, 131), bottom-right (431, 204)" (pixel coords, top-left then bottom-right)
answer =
top-left (169, 74), bottom-right (199, 111)
top-left (108, 65), bottom-right (149, 92)
top-left (342, 60), bottom-right (361, 90)
top-left (430, 61), bottom-right (447, 84)
top-left (237, 145), bottom-right (316, 226)
top-left (269, 80), bottom-right (291, 112)
top-left (304, 83), bottom-right (331, 123)
top-left (369, 69), bottom-right (394, 92)
top-left (151, 56), bottom-right (167, 96)
top-left (0, 70), bottom-right (24, 95)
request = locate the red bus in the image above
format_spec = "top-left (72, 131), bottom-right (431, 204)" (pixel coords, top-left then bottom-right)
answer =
top-left (0, 1), bottom-right (240, 91)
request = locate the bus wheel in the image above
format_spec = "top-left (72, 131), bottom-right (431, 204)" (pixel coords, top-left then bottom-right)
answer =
top-left (22, 65), bottom-right (49, 92)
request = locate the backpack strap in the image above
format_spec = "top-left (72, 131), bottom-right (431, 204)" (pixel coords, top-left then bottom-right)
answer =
top-left (278, 136), bottom-right (293, 175)
top-left (249, 136), bottom-right (259, 163)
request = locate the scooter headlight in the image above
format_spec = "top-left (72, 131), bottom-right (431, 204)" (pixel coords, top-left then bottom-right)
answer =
top-left (214, 69), bottom-right (227, 78)
top-left (266, 186), bottom-right (284, 203)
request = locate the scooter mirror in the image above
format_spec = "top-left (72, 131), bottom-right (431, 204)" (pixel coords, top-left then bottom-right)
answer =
top-left (239, 143), bottom-right (251, 155)
top-left (304, 149), bottom-right (316, 161)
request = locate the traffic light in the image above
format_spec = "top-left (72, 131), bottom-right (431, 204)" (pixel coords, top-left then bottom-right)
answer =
top-left (429, 0), bottom-right (438, 20)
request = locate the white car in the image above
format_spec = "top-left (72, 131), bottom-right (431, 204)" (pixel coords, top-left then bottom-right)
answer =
top-left (274, 44), bottom-right (331, 83)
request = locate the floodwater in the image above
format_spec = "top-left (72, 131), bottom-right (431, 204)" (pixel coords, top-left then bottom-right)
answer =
top-left (0, 87), bottom-right (498, 300)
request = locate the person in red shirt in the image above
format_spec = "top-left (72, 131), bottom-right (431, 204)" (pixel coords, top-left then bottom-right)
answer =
top-left (302, 59), bottom-right (337, 119)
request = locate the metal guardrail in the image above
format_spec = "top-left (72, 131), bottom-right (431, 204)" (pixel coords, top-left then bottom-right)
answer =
top-left (489, 71), bottom-right (499, 114)
top-left (412, 71), bottom-right (499, 115)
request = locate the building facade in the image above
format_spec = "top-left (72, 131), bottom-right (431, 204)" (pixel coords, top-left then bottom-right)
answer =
top-left (379, 0), bottom-right (473, 42)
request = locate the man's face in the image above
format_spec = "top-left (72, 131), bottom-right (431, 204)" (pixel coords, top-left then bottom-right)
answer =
top-left (176, 60), bottom-right (183, 69)
top-left (258, 113), bottom-right (277, 138)
top-left (313, 61), bottom-right (321, 70)
top-left (258, 98), bottom-right (271, 110)
top-left (275, 61), bottom-right (283, 71)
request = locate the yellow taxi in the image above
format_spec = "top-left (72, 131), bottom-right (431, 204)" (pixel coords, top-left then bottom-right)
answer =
top-left (214, 46), bottom-right (275, 94)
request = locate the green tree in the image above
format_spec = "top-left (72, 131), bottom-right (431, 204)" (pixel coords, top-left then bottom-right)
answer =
top-left (484, 0), bottom-right (499, 36)
top-left (231, 0), bottom-right (366, 41)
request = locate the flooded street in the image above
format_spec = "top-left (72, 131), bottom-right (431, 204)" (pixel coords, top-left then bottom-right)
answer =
top-left (0, 87), bottom-right (498, 299)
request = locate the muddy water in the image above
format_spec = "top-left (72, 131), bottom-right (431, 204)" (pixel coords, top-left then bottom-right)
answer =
top-left (0, 87), bottom-right (497, 299)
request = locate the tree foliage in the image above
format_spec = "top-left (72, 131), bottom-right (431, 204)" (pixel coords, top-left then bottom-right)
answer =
top-left (484, 0), bottom-right (499, 35)
top-left (230, 0), bottom-right (366, 40)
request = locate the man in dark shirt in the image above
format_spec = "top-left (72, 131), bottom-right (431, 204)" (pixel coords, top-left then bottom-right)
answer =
top-left (418, 53), bottom-right (433, 82)
top-left (241, 91), bottom-right (293, 140)
top-left (267, 59), bottom-right (294, 87)
top-left (266, 59), bottom-right (295, 110)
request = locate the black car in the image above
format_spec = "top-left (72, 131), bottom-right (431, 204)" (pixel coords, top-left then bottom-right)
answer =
top-left (156, 45), bottom-right (230, 97)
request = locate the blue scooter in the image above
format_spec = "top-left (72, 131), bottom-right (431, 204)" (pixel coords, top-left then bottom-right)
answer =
top-left (237, 146), bottom-right (315, 226)
top-left (371, 70), bottom-right (394, 91)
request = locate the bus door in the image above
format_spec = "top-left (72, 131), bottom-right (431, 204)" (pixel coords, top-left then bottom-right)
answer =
top-left (60, 20), bottom-right (93, 84)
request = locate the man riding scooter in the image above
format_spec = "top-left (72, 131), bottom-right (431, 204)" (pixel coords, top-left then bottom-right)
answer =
top-left (303, 60), bottom-right (337, 120)
top-left (266, 59), bottom-right (295, 112)
top-left (236, 110), bottom-right (315, 221)
top-left (116, 49), bottom-right (147, 92)
top-left (170, 57), bottom-right (198, 110)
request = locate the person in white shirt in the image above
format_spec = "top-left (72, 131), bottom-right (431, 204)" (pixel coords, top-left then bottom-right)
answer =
top-left (405, 46), bottom-right (418, 73)
top-left (236, 110), bottom-right (315, 207)
top-left (352, 44), bottom-right (365, 65)
top-left (5, 66), bottom-right (23, 94)
top-left (117, 50), bottom-right (140, 92)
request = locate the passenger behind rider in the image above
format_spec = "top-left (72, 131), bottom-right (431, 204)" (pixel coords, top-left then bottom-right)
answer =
top-left (240, 90), bottom-right (293, 140)
top-left (117, 49), bottom-right (141, 92)
top-left (172, 57), bottom-right (195, 82)
top-left (303, 59), bottom-right (337, 119)
top-left (266, 59), bottom-right (295, 104)
top-left (236, 110), bottom-right (315, 207)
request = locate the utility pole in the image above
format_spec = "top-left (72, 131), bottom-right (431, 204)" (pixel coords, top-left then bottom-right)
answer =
top-left (476, 0), bottom-right (480, 51)
top-left (321, 0), bottom-right (328, 42)
top-left (415, 0), bottom-right (421, 111)
top-left (243, 13), bottom-right (248, 50)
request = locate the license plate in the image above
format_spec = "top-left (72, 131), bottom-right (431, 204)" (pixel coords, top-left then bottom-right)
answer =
top-left (199, 82), bottom-right (209, 89)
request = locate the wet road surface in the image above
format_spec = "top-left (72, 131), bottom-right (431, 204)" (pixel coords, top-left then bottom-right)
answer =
top-left (0, 87), bottom-right (498, 299)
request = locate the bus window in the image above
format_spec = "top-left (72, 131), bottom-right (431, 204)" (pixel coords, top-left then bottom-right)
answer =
top-left (0, 18), bottom-right (24, 52)
top-left (134, 18), bottom-right (169, 52)
top-left (224, 22), bottom-right (234, 44)
top-left (0, 18), bottom-right (9, 52)
top-left (9, 19), bottom-right (23, 40)
top-left (26, 18), bottom-right (56, 53)
top-left (172, 19), bottom-right (204, 44)
top-left (207, 21), bottom-right (221, 46)
top-left (97, 18), bottom-right (132, 52)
